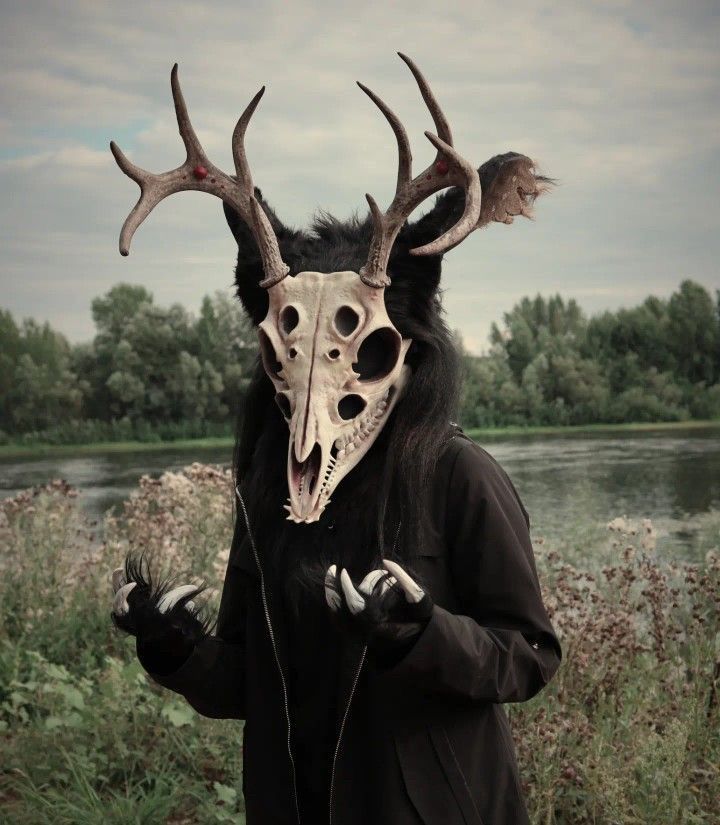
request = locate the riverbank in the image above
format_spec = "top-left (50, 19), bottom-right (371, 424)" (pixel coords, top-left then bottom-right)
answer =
top-left (0, 435), bottom-right (236, 459)
top-left (2, 419), bottom-right (719, 460)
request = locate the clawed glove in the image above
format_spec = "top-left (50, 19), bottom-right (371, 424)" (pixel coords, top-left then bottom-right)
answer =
top-left (324, 559), bottom-right (433, 656)
top-left (110, 557), bottom-right (209, 676)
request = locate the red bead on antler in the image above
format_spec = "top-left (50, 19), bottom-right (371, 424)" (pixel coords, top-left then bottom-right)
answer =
top-left (193, 165), bottom-right (208, 180)
top-left (435, 159), bottom-right (449, 175)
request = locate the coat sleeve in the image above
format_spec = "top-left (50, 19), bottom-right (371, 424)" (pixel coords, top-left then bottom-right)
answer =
top-left (139, 514), bottom-right (249, 719)
top-left (378, 437), bottom-right (561, 703)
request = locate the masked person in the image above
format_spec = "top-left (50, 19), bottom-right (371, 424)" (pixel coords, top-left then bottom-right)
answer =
top-left (110, 55), bottom-right (561, 825)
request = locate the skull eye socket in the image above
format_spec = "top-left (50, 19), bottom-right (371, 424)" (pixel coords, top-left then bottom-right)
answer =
top-left (334, 306), bottom-right (360, 337)
top-left (258, 329), bottom-right (282, 376)
top-left (353, 327), bottom-right (401, 382)
top-left (279, 305), bottom-right (299, 335)
top-left (338, 394), bottom-right (366, 420)
top-left (275, 393), bottom-right (292, 420)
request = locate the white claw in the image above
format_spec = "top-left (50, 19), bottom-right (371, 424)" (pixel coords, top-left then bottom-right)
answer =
top-left (111, 566), bottom-right (126, 592)
top-left (325, 565), bottom-right (342, 612)
top-left (113, 581), bottom-right (136, 616)
top-left (340, 568), bottom-right (366, 615)
top-left (382, 559), bottom-right (425, 604)
top-left (157, 584), bottom-right (197, 614)
top-left (358, 568), bottom-right (388, 596)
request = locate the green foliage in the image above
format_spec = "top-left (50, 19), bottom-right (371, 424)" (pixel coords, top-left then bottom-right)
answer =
top-left (2, 279), bottom-right (719, 443)
top-left (0, 314), bottom-right (87, 434)
top-left (460, 280), bottom-right (720, 427)
top-left (0, 476), bottom-right (243, 824)
top-left (1, 285), bottom-right (256, 444)
top-left (667, 280), bottom-right (719, 384)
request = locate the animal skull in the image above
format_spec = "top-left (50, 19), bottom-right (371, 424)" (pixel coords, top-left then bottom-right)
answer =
top-left (259, 270), bottom-right (411, 523)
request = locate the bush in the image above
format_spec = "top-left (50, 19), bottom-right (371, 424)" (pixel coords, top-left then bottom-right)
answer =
top-left (0, 473), bottom-right (243, 824)
top-left (1, 473), bottom-right (718, 823)
top-left (512, 517), bottom-right (720, 822)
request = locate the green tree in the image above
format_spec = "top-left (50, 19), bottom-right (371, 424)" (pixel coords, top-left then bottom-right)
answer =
top-left (194, 291), bottom-right (257, 414)
top-left (585, 297), bottom-right (673, 378)
top-left (666, 280), bottom-right (718, 384)
top-left (491, 294), bottom-right (587, 382)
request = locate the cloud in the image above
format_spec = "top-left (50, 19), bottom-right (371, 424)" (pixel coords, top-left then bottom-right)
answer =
top-left (0, 0), bottom-right (718, 351)
top-left (2, 145), bottom-right (109, 172)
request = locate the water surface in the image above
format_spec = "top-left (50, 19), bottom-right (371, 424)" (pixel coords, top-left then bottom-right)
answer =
top-left (2, 428), bottom-right (718, 559)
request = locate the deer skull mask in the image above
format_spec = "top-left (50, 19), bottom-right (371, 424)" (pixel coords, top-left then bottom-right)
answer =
top-left (112, 55), bottom-right (548, 523)
top-left (260, 271), bottom-right (411, 522)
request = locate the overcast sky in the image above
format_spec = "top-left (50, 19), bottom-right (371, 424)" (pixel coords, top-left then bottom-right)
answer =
top-left (1, 0), bottom-right (718, 353)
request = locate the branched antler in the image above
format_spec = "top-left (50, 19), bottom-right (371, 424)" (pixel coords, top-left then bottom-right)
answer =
top-left (111, 64), bottom-right (289, 288)
top-left (357, 53), bottom-right (482, 288)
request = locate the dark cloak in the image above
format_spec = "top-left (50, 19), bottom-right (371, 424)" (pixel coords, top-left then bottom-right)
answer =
top-left (142, 432), bottom-right (561, 825)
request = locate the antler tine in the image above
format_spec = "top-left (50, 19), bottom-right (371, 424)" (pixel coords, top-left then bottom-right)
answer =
top-left (397, 52), bottom-right (452, 147)
top-left (411, 131), bottom-right (481, 256)
top-left (111, 64), bottom-right (289, 286)
top-left (232, 86), bottom-right (265, 185)
top-left (110, 138), bottom-right (182, 257)
top-left (358, 55), bottom-right (482, 288)
top-left (231, 86), bottom-right (291, 288)
top-left (170, 63), bottom-right (206, 163)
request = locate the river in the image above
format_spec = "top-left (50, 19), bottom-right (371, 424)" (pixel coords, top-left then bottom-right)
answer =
top-left (1, 427), bottom-right (719, 560)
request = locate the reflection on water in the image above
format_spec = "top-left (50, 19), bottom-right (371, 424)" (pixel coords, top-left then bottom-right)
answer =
top-left (478, 428), bottom-right (720, 560)
top-left (1, 428), bottom-right (719, 559)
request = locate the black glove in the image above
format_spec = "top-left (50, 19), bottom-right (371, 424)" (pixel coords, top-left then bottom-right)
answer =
top-left (324, 559), bottom-right (433, 658)
top-left (110, 556), bottom-right (209, 676)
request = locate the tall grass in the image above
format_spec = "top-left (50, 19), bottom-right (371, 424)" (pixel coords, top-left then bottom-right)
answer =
top-left (0, 470), bottom-right (718, 823)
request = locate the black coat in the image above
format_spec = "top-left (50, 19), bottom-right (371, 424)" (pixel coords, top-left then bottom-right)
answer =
top-left (149, 435), bottom-right (561, 825)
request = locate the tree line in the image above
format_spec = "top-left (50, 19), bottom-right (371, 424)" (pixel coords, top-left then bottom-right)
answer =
top-left (458, 279), bottom-right (720, 427)
top-left (1, 280), bottom-right (718, 445)
top-left (0, 285), bottom-right (256, 445)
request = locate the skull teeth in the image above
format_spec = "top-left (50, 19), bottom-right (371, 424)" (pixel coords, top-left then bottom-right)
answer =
top-left (290, 389), bottom-right (392, 518)
top-left (337, 390), bottom-right (392, 456)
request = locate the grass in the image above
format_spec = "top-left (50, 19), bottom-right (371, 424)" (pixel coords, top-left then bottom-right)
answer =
top-left (2, 419), bottom-right (719, 459)
top-left (466, 418), bottom-right (720, 439)
top-left (0, 436), bottom-right (235, 460)
top-left (1, 470), bottom-right (718, 823)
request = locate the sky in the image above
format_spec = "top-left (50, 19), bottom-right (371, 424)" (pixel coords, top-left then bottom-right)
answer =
top-left (1, 0), bottom-right (718, 354)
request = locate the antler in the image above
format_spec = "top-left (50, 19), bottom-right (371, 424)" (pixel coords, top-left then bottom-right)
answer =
top-left (111, 64), bottom-right (289, 289)
top-left (357, 53), bottom-right (482, 288)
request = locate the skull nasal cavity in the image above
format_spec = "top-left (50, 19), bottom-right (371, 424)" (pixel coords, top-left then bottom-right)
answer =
top-left (338, 394), bottom-right (366, 420)
top-left (334, 306), bottom-right (359, 337)
top-left (258, 329), bottom-right (282, 375)
top-left (353, 327), bottom-right (400, 381)
top-left (279, 305), bottom-right (299, 335)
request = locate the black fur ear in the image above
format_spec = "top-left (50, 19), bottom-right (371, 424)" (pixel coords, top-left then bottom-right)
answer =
top-left (223, 190), bottom-right (304, 326)
top-left (386, 230), bottom-right (443, 322)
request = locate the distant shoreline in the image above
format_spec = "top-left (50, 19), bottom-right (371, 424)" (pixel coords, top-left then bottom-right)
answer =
top-left (1, 419), bottom-right (719, 460)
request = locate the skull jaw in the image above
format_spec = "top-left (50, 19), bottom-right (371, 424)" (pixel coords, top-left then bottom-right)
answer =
top-left (283, 369), bottom-right (410, 524)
